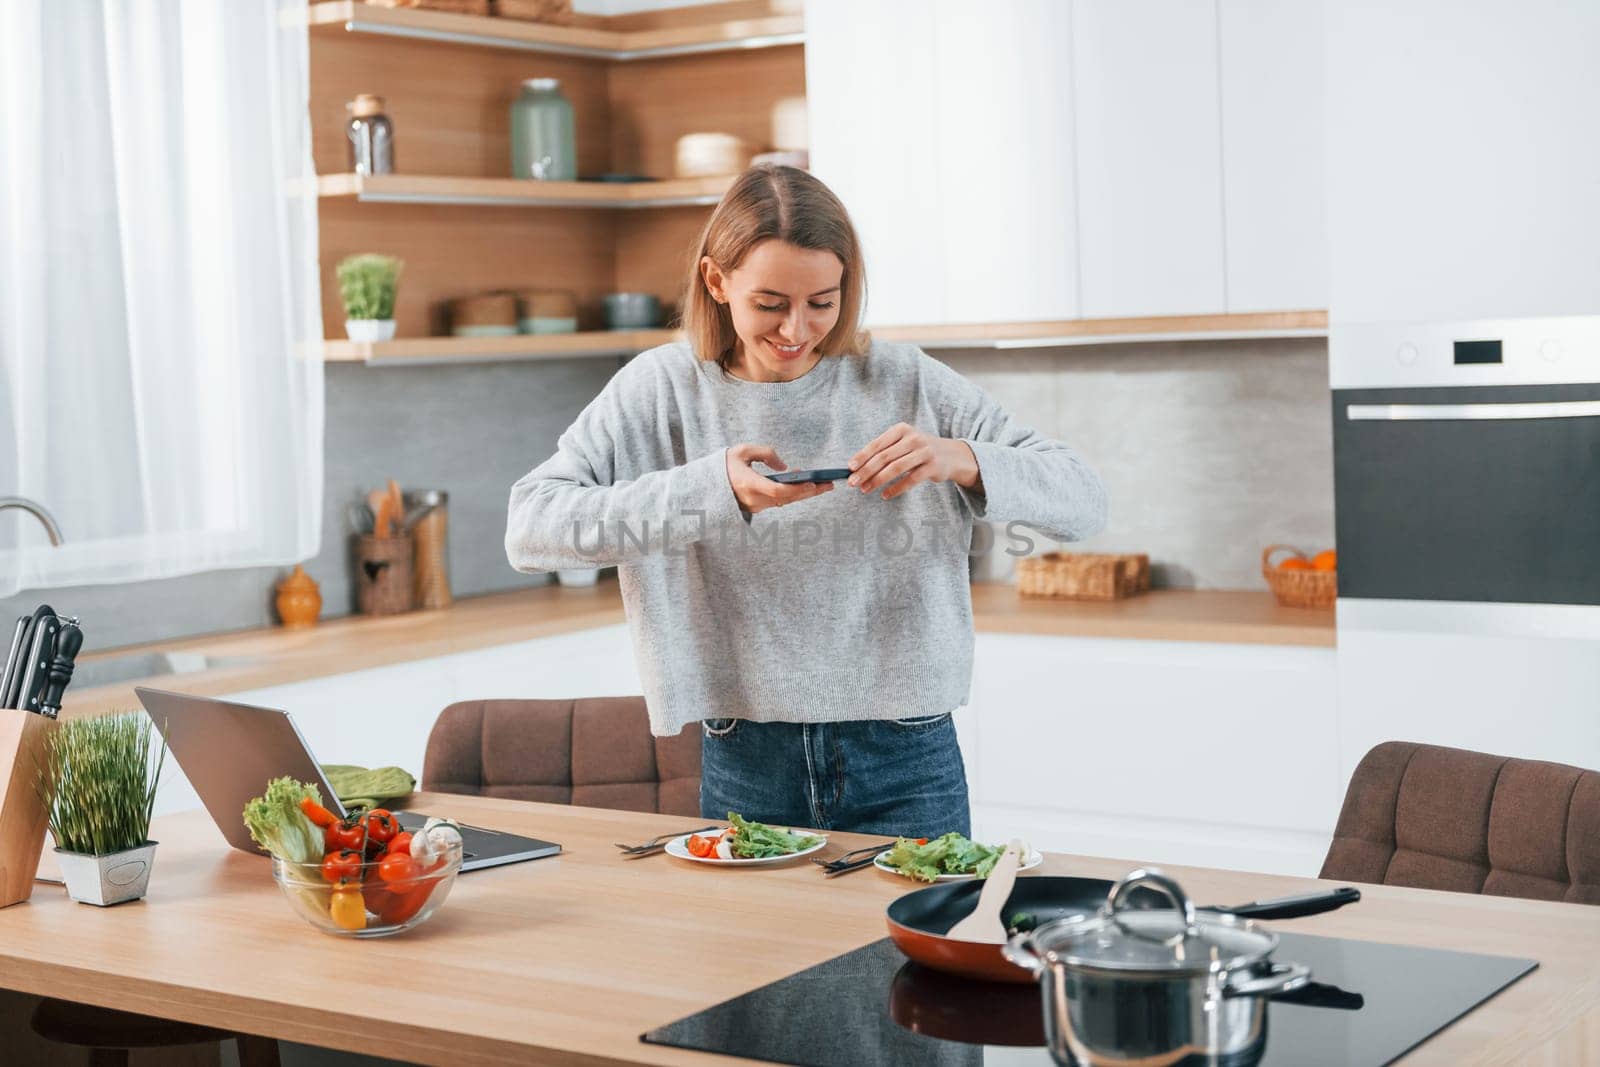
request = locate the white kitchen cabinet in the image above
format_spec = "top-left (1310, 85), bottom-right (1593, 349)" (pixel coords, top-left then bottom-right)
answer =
top-left (805, 0), bottom-right (1079, 327)
top-left (1325, 0), bottom-right (1600, 323)
top-left (1217, 0), bottom-right (1327, 312)
top-left (1072, 0), bottom-right (1227, 318)
top-left (965, 633), bottom-right (1341, 876)
top-left (930, 1), bottom-right (1079, 325)
top-left (151, 620), bottom-right (1344, 879)
top-left (804, 1), bottom-right (947, 328)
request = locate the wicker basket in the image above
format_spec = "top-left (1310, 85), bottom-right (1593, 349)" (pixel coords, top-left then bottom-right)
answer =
top-left (1262, 544), bottom-right (1336, 610)
top-left (1016, 552), bottom-right (1150, 601)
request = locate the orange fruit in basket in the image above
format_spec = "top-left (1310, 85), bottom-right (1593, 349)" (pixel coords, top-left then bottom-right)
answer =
top-left (1277, 557), bottom-right (1312, 571)
top-left (1311, 550), bottom-right (1337, 571)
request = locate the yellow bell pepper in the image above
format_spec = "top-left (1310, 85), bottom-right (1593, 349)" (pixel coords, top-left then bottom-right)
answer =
top-left (329, 884), bottom-right (367, 931)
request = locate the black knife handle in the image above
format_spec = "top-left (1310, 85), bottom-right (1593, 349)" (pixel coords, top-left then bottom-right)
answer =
top-left (1219, 886), bottom-right (1362, 921)
top-left (18, 613), bottom-right (59, 714)
top-left (39, 624), bottom-right (82, 718)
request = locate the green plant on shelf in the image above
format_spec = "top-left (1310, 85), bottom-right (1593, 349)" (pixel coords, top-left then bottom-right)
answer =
top-left (38, 711), bottom-right (167, 856)
top-left (336, 253), bottom-right (403, 321)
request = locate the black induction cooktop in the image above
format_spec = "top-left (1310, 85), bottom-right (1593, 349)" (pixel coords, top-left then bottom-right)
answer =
top-left (642, 932), bottom-right (1535, 1066)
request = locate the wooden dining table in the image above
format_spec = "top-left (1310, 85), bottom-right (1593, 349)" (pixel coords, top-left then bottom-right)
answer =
top-left (1, 793), bottom-right (1597, 1066)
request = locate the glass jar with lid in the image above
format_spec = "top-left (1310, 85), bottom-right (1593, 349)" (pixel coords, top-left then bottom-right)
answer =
top-left (510, 78), bottom-right (576, 181)
top-left (346, 94), bottom-right (394, 176)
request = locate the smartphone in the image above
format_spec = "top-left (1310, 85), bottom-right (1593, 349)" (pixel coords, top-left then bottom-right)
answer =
top-left (765, 468), bottom-right (852, 484)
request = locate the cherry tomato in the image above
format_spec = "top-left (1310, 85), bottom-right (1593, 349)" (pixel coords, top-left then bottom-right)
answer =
top-left (364, 809), bottom-right (398, 846)
top-left (320, 848), bottom-right (364, 885)
top-left (387, 831), bottom-right (414, 856)
top-left (378, 851), bottom-right (420, 885)
top-left (326, 820), bottom-right (365, 853)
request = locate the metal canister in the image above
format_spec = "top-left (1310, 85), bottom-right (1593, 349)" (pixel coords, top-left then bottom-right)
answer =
top-left (404, 489), bottom-right (451, 610)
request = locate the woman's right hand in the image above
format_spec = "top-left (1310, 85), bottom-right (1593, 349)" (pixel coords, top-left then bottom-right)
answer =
top-left (726, 444), bottom-right (833, 515)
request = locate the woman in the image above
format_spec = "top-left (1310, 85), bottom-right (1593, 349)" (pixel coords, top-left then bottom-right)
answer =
top-left (506, 165), bottom-right (1105, 838)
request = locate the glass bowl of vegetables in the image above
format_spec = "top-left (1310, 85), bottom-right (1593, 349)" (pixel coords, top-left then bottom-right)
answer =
top-left (270, 811), bottom-right (464, 938)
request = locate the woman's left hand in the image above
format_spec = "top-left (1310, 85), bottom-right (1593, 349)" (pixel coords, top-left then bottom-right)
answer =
top-left (847, 423), bottom-right (983, 500)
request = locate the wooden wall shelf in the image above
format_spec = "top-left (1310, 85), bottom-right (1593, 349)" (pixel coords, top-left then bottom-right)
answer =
top-left (322, 330), bottom-right (680, 365)
top-left (874, 311), bottom-right (1329, 350)
top-left (306, 1), bottom-right (804, 60)
top-left (317, 314), bottom-right (1330, 368)
top-left (317, 173), bottom-right (732, 208)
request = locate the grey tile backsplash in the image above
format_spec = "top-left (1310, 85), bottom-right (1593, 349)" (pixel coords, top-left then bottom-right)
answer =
top-left (943, 337), bottom-right (1335, 588)
top-left (2, 338), bottom-right (1333, 652)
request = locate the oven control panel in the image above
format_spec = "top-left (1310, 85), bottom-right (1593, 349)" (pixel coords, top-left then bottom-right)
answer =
top-left (1330, 316), bottom-right (1600, 389)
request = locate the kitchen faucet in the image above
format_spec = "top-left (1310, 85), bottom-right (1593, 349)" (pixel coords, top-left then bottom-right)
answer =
top-left (0, 497), bottom-right (63, 545)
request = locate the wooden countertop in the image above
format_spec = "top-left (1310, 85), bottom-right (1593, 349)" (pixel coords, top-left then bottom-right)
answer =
top-left (969, 583), bottom-right (1335, 648)
top-left (5, 795), bottom-right (1596, 1065)
top-left (63, 580), bottom-right (1332, 717)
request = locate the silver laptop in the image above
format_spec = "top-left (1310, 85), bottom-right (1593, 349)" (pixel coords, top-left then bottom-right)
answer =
top-left (135, 687), bottom-right (561, 871)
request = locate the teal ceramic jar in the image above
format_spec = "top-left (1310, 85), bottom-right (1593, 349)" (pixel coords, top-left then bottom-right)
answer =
top-left (510, 78), bottom-right (576, 181)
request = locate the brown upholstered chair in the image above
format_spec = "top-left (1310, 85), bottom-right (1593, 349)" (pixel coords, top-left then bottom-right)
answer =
top-left (422, 697), bottom-right (701, 816)
top-left (1320, 741), bottom-right (1600, 904)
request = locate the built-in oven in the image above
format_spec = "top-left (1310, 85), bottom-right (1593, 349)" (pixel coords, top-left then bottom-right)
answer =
top-left (1330, 317), bottom-right (1600, 777)
top-left (1334, 381), bottom-right (1600, 605)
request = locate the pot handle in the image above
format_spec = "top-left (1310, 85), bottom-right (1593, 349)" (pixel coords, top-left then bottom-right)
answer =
top-left (1224, 961), bottom-right (1312, 999)
top-left (1108, 867), bottom-right (1198, 935)
top-left (1001, 930), bottom-right (1045, 977)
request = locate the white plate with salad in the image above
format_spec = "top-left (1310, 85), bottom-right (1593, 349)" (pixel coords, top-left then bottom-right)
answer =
top-left (873, 833), bottom-right (1044, 882)
top-left (664, 813), bottom-right (827, 866)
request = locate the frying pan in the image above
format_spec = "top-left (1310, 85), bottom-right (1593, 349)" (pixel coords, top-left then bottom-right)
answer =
top-left (886, 876), bottom-right (1361, 983)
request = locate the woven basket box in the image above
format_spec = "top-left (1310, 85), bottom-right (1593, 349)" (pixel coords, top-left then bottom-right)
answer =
top-left (1016, 552), bottom-right (1150, 601)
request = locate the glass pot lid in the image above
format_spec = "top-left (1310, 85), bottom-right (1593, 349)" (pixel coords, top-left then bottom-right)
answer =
top-left (1027, 868), bottom-right (1279, 976)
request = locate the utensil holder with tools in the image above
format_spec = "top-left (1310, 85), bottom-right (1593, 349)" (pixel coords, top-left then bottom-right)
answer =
top-left (356, 534), bottom-right (415, 616)
top-left (0, 708), bottom-right (57, 907)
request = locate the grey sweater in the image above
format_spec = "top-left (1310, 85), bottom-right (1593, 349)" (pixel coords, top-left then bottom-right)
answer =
top-left (506, 340), bottom-right (1107, 736)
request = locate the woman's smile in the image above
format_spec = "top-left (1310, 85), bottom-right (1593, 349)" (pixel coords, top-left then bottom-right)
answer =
top-left (767, 339), bottom-right (809, 359)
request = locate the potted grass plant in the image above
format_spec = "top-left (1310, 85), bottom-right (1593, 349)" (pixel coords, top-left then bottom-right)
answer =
top-left (336, 253), bottom-right (403, 342)
top-left (38, 711), bottom-right (166, 906)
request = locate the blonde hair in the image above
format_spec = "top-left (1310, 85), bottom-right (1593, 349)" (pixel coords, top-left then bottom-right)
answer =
top-left (680, 164), bottom-right (869, 369)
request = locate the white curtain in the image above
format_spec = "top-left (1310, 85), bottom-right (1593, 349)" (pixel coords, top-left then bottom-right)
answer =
top-left (0, 0), bottom-right (323, 597)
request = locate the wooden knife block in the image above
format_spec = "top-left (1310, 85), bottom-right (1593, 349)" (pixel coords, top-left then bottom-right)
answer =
top-left (0, 708), bottom-right (56, 907)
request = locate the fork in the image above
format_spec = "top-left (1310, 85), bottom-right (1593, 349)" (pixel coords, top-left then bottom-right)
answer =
top-left (614, 825), bottom-right (722, 857)
top-left (812, 841), bottom-right (896, 876)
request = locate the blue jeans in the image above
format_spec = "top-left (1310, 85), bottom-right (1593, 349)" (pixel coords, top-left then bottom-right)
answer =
top-left (699, 715), bottom-right (971, 838)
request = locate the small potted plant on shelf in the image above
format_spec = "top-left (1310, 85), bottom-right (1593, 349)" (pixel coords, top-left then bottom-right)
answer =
top-left (336, 253), bottom-right (403, 343)
top-left (38, 711), bottom-right (166, 906)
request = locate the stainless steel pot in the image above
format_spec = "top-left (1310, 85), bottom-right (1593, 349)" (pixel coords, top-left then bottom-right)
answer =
top-left (1002, 868), bottom-right (1310, 1067)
